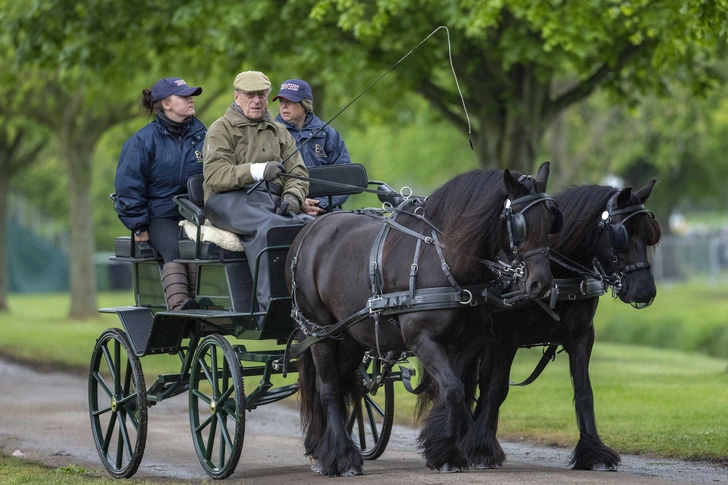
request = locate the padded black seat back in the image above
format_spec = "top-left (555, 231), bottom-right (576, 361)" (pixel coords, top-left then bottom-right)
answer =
top-left (187, 174), bottom-right (205, 207)
top-left (307, 163), bottom-right (368, 198)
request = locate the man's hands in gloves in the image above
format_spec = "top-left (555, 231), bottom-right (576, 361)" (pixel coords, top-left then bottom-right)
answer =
top-left (277, 193), bottom-right (301, 215)
top-left (250, 162), bottom-right (286, 182)
top-left (263, 162), bottom-right (285, 181)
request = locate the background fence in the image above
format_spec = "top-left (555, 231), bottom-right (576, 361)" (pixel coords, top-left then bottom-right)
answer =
top-left (652, 232), bottom-right (728, 282)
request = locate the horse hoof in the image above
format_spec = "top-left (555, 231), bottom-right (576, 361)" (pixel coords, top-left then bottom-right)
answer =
top-left (473, 463), bottom-right (500, 470)
top-left (592, 464), bottom-right (618, 472)
top-left (439, 463), bottom-right (463, 473)
top-left (309, 457), bottom-right (323, 475)
top-left (342, 467), bottom-right (364, 477)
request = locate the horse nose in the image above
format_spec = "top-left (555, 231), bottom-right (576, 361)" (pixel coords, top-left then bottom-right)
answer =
top-left (527, 272), bottom-right (554, 298)
top-left (528, 278), bottom-right (547, 298)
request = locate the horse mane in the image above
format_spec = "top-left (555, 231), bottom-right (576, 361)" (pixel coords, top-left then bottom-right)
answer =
top-left (551, 184), bottom-right (662, 257)
top-left (394, 169), bottom-right (506, 282)
top-left (551, 185), bottom-right (615, 257)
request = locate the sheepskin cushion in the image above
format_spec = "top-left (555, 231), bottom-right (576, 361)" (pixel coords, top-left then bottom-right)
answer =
top-left (179, 220), bottom-right (244, 252)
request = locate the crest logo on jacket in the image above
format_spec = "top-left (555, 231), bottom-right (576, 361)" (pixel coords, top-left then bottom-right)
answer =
top-left (315, 144), bottom-right (327, 158)
top-left (195, 150), bottom-right (203, 162)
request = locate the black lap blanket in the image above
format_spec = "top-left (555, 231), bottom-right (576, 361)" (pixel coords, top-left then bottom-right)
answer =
top-left (206, 184), bottom-right (312, 312)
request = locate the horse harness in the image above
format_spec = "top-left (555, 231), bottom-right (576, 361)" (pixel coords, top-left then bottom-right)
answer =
top-left (284, 192), bottom-right (556, 375)
top-left (508, 191), bottom-right (656, 386)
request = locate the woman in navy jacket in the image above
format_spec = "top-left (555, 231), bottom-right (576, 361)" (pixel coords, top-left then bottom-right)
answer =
top-left (114, 77), bottom-right (206, 311)
top-left (274, 79), bottom-right (352, 216)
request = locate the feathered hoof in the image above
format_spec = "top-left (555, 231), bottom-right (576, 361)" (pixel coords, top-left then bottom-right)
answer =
top-left (473, 462), bottom-right (500, 470)
top-left (309, 457), bottom-right (323, 475)
top-left (592, 463), bottom-right (618, 472)
top-left (342, 467), bottom-right (364, 477)
top-left (309, 456), bottom-right (364, 477)
top-left (438, 463), bottom-right (464, 473)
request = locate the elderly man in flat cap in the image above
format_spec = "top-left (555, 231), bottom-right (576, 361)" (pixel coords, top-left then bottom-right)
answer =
top-left (202, 70), bottom-right (310, 312)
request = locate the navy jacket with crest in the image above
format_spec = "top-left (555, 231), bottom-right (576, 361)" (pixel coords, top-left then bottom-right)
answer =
top-left (275, 112), bottom-right (351, 209)
top-left (114, 115), bottom-right (206, 231)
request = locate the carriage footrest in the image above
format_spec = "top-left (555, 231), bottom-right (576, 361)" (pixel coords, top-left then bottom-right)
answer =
top-left (246, 383), bottom-right (299, 409)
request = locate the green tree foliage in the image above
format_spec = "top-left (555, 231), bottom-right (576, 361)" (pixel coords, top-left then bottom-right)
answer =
top-left (3, 0), bottom-right (728, 312)
top-left (543, 82), bottom-right (728, 232)
top-left (13, 1), bottom-right (728, 174)
top-left (295, 0), bottom-right (728, 172)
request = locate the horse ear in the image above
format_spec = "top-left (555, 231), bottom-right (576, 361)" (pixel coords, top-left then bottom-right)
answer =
top-left (503, 169), bottom-right (529, 198)
top-left (616, 186), bottom-right (632, 207)
top-left (535, 161), bottom-right (551, 193)
top-left (635, 179), bottom-right (657, 203)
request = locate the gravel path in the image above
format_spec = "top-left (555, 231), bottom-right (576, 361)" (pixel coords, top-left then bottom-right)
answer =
top-left (0, 357), bottom-right (725, 484)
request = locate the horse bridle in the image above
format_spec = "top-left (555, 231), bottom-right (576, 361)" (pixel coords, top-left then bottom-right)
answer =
top-left (594, 191), bottom-right (654, 287)
top-left (502, 192), bottom-right (562, 259)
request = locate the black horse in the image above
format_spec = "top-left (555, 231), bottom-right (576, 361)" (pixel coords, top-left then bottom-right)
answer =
top-left (286, 163), bottom-right (560, 476)
top-left (455, 180), bottom-right (662, 470)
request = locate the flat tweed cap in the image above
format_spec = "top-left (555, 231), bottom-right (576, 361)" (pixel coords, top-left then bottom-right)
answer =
top-left (234, 71), bottom-right (271, 92)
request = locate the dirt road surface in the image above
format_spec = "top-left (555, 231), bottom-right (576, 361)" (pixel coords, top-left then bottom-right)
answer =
top-left (0, 357), bottom-right (725, 485)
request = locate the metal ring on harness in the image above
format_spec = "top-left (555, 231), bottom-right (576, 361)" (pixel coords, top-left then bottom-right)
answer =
top-left (400, 186), bottom-right (413, 199)
top-left (414, 206), bottom-right (424, 216)
top-left (459, 289), bottom-right (473, 305)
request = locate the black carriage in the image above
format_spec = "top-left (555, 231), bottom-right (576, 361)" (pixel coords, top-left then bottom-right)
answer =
top-left (88, 164), bottom-right (405, 479)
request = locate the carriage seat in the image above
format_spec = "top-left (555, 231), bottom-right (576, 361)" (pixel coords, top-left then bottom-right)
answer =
top-left (175, 174), bottom-right (246, 261)
top-left (113, 237), bottom-right (161, 260)
top-left (108, 193), bottom-right (162, 261)
top-left (174, 164), bottom-right (371, 260)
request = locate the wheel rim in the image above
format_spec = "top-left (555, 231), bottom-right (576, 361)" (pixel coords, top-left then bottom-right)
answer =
top-left (189, 334), bottom-right (245, 479)
top-left (88, 328), bottom-right (147, 478)
top-left (348, 357), bottom-right (394, 460)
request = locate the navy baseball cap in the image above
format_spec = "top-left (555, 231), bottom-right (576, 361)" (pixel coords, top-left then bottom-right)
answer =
top-left (151, 77), bottom-right (202, 102)
top-left (273, 79), bottom-right (313, 103)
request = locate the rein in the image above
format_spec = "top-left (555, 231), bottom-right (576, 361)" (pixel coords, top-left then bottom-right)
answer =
top-left (278, 171), bottom-right (428, 200)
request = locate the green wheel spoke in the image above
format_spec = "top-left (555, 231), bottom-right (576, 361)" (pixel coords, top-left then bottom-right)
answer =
top-left (192, 388), bottom-right (212, 406)
top-left (363, 394), bottom-right (385, 418)
top-left (218, 414), bottom-right (234, 451)
top-left (195, 414), bottom-right (214, 434)
top-left (101, 411), bottom-right (118, 453)
top-left (92, 405), bottom-right (112, 418)
top-left (204, 416), bottom-right (218, 461)
top-left (93, 372), bottom-right (114, 400)
top-left (113, 340), bottom-right (122, 395)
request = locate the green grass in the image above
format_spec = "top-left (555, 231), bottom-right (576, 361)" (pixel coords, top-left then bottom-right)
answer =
top-left (388, 343), bottom-right (728, 461)
top-left (1, 290), bottom-right (727, 464)
top-left (594, 278), bottom-right (728, 358)
top-left (0, 453), bottom-right (174, 485)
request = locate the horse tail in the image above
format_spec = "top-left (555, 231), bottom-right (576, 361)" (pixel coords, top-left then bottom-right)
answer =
top-left (414, 363), bottom-right (436, 422)
top-left (297, 347), bottom-right (324, 456)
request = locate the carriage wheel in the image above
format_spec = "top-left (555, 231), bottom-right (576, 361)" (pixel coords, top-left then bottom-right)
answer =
top-left (347, 356), bottom-right (395, 460)
top-left (189, 334), bottom-right (245, 479)
top-left (88, 328), bottom-right (148, 478)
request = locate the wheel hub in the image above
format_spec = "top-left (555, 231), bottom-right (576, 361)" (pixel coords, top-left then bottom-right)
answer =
top-left (210, 399), bottom-right (217, 415)
top-left (111, 396), bottom-right (117, 412)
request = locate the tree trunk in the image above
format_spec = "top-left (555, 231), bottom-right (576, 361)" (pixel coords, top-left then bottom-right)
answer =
top-left (451, 63), bottom-right (552, 175)
top-left (59, 137), bottom-right (98, 319)
top-left (0, 174), bottom-right (8, 312)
